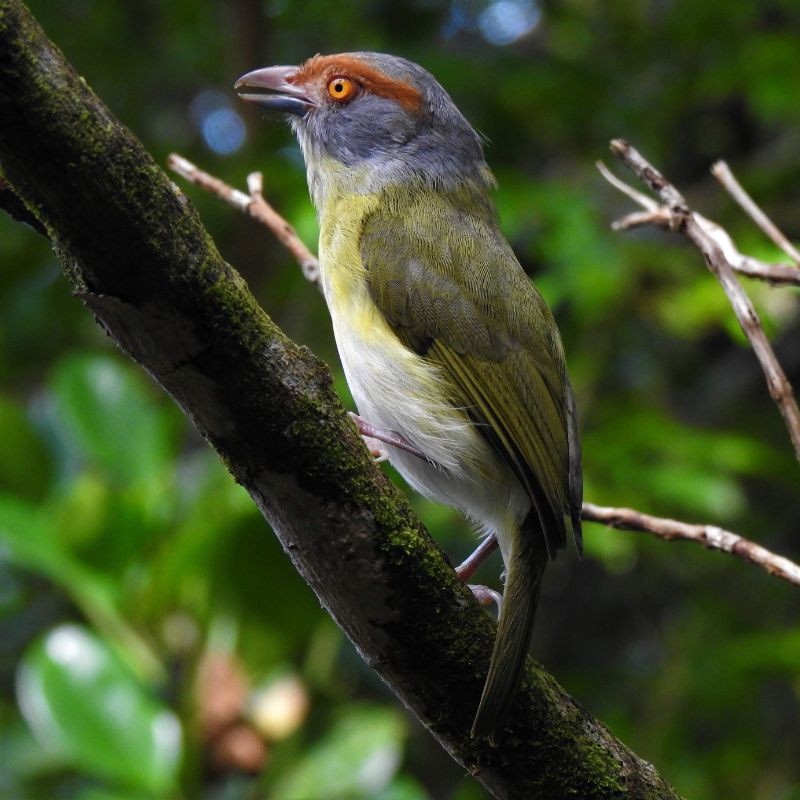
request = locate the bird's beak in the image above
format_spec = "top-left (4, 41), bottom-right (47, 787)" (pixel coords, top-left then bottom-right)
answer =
top-left (234, 66), bottom-right (314, 117)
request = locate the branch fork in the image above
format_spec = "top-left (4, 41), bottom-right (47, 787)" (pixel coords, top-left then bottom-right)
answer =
top-left (599, 139), bottom-right (800, 460)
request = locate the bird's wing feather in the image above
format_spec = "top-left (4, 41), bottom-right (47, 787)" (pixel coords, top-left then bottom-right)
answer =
top-left (360, 195), bottom-right (577, 556)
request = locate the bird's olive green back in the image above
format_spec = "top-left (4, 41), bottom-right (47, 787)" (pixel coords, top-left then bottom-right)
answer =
top-left (360, 187), bottom-right (579, 557)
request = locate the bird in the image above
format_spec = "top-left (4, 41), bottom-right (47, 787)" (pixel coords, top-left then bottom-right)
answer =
top-left (235, 52), bottom-right (582, 741)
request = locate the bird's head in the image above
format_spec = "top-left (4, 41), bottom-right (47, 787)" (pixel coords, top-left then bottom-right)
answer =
top-left (235, 52), bottom-right (494, 205)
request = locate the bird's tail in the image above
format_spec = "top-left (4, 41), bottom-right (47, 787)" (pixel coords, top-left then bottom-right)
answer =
top-left (471, 511), bottom-right (549, 742)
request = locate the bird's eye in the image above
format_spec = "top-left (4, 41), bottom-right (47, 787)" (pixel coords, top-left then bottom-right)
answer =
top-left (327, 77), bottom-right (356, 102)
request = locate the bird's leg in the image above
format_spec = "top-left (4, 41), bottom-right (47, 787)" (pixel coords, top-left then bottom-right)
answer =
top-left (468, 584), bottom-right (503, 613)
top-left (454, 535), bottom-right (499, 582)
top-left (456, 536), bottom-right (502, 613)
top-left (350, 413), bottom-right (502, 612)
top-left (349, 413), bottom-right (427, 461)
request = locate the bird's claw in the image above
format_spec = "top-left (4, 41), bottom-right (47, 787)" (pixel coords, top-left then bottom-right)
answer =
top-left (468, 584), bottom-right (503, 615)
top-left (362, 435), bottom-right (390, 462)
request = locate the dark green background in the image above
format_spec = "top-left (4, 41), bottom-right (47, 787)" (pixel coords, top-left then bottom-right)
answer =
top-left (1, 1), bottom-right (799, 798)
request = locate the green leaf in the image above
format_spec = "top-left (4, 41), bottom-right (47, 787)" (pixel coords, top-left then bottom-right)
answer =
top-left (0, 493), bottom-right (99, 590)
top-left (16, 624), bottom-right (181, 795)
top-left (0, 494), bottom-right (163, 681)
top-left (273, 706), bottom-right (406, 799)
top-left (49, 353), bottom-right (175, 484)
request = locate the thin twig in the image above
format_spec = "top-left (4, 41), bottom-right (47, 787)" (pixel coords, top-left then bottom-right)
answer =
top-left (167, 153), bottom-right (320, 285)
top-left (599, 162), bottom-right (800, 287)
top-left (582, 503), bottom-right (800, 587)
top-left (728, 258), bottom-right (800, 286)
top-left (611, 209), bottom-right (673, 232)
top-left (712, 160), bottom-right (800, 265)
top-left (693, 212), bottom-right (800, 287)
top-left (603, 140), bottom-right (800, 459)
top-left (595, 160), bottom-right (660, 213)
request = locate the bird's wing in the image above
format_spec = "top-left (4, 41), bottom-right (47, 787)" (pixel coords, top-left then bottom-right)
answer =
top-left (360, 197), bottom-right (578, 557)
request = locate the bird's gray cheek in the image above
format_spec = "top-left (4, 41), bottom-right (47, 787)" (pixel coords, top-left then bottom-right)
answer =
top-left (319, 99), bottom-right (417, 165)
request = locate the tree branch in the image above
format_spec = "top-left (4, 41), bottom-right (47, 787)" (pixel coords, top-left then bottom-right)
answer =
top-left (711, 160), bottom-right (800, 265)
top-left (0, 2), bottom-right (681, 797)
top-left (596, 160), bottom-right (800, 287)
top-left (0, 175), bottom-right (48, 236)
top-left (167, 153), bottom-right (320, 285)
top-left (582, 504), bottom-right (800, 587)
top-left (171, 155), bottom-right (800, 592)
top-left (601, 140), bottom-right (800, 460)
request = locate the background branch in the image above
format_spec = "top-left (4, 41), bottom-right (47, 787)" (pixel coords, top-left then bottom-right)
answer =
top-left (0, 2), bottom-right (681, 798)
top-left (596, 160), bottom-right (800, 287)
top-left (582, 504), bottom-right (800, 587)
top-left (601, 140), bottom-right (800, 460)
top-left (711, 161), bottom-right (800, 265)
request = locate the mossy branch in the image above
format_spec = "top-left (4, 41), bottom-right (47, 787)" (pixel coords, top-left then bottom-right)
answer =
top-left (0, 1), bottom-right (681, 797)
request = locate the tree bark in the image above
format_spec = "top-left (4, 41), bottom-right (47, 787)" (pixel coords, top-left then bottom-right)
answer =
top-left (0, 2), bottom-right (681, 797)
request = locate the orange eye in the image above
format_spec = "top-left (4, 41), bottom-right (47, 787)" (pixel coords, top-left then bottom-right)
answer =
top-left (327, 77), bottom-right (356, 102)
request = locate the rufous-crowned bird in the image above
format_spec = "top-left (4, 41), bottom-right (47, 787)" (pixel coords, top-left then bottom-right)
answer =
top-left (236, 52), bottom-right (582, 741)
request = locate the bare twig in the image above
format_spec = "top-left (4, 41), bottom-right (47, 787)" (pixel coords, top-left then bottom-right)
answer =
top-left (582, 503), bottom-right (800, 587)
top-left (712, 160), bottom-right (800, 265)
top-left (726, 257), bottom-right (800, 286)
top-left (599, 157), bottom-right (800, 287)
top-left (611, 208), bottom-right (673, 232)
top-left (603, 140), bottom-right (800, 460)
top-left (167, 154), bottom-right (320, 285)
top-left (595, 160), bottom-right (659, 213)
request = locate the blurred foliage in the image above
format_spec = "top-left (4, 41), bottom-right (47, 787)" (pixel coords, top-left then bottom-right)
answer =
top-left (1, 0), bottom-right (800, 798)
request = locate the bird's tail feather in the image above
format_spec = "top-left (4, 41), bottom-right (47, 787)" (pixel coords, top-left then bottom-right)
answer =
top-left (471, 512), bottom-right (548, 742)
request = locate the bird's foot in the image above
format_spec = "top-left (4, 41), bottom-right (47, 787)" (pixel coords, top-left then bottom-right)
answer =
top-left (456, 537), bottom-right (502, 614)
top-left (349, 413), bottom-right (426, 460)
top-left (361, 435), bottom-right (390, 462)
top-left (468, 584), bottom-right (503, 614)
top-left (454, 535), bottom-right (499, 583)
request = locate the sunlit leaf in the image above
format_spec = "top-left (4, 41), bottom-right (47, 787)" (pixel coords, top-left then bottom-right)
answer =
top-left (0, 493), bottom-right (98, 590)
top-left (49, 353), bottom-right (176, 484)
top-left (16, 625), bottom-right (181, 795)
top-left (584, 405), bottom-right (792, 521)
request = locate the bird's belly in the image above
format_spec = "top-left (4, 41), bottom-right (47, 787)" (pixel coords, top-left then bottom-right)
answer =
top-left (328, 291), bottom-right (529, 562)
top-left (317, 196), bottom-right (529, 562)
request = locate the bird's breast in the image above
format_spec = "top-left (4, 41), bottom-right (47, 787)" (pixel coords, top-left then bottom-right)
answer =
top-left (318, 194), bottom-right (482, 479)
